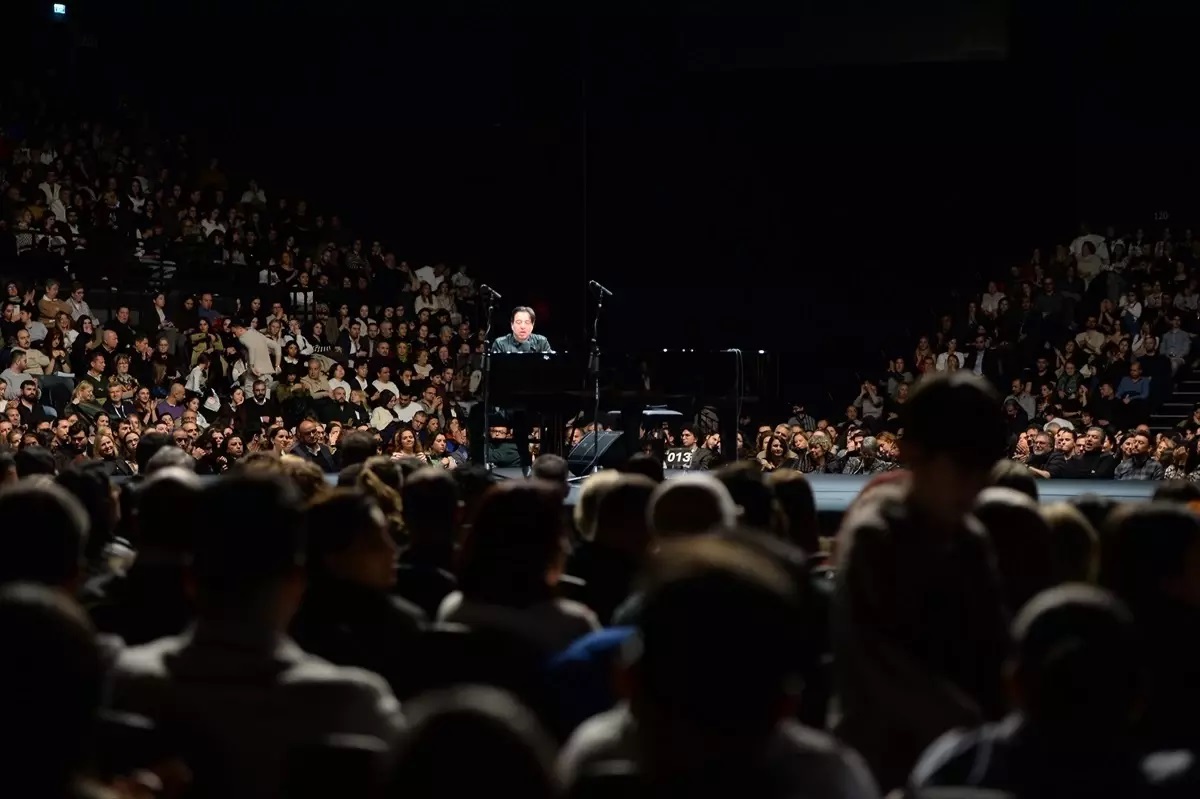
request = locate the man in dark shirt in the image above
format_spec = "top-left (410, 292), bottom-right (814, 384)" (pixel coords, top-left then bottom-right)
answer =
top-left (489, 306), bottom-right (552, 354)
top-left (16, 379), bottom-right (51, 428)
top-left (104, 306), bottom-right (138, 352)
top-left (679, 426), bottom-right (715, 471)
top-left (128, 335), bottom-right (156, 389)
top-left (1064, 426), bottom-right (1117, 479)
top-left (320, 386), bottom-right (363, 427)
top-left (288, 419), bottom-right (338, 473)
top-left (1026, 431), bottom-right (1067, 479)
top-left (1114, 431), bottom-right (1165, 481)
top-left (476, 306), bottom-right (552, 474)
top-left (101, 383), bottom-right (136, 422)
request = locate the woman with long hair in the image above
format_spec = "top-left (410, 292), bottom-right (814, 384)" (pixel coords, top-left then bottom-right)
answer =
top-left (434, 281), bottom-right (458, 315)
top-left (391, 428), bottom-right (424, 459)
top-left (176, 295), bottom-right (200, 334)
top-left (39, 330), bottom-right (69, 375)
top-left (356, 456), bottom-right (405, 536)
top-left (131, 386), bottom-right (155, 428)
top-left (120, 431), bottom-right (140, 473)
top-left (93, 431), bottom-right (134, 477)
top-left (265, 424), bottom-right (293, 457)
top-left (56, 311), bottom-right (78, 347)
top-left (422, 416), bottom-right (442, 446)
top-left (309, 320), bottom-right (335, 353)
top-left (913, 336), bottom-right (933, 368)
top-left (67, 382), bottom-right (104, 424)
top-left (426, 432), bottom-right (457, 470)
top-left (326, 422), bottom-right (343, 452)
top-left (69, 315), bottom-right (104, 374)
top-left (1098, 298), bottom-right (1120, 339)
top-left (757, 434), bottom-right (790, 472)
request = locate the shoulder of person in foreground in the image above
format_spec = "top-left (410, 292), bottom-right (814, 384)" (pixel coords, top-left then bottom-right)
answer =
top-left (551, 596), bottom-right (602, 632)
top-left (280, 650), bottom-right (404, 735)
top-left (907, 718), bottom-right (1010, 791)
top-left (833, 483), bottom-right (908, 574)
top-left (557, 705), bottom-right (635, 785)
top-left (558, 707), bottom-right (881, 799)
top-left (773, 719), bottom-right (882, 799)
top-left (109, 635), bottom-right (404, 740)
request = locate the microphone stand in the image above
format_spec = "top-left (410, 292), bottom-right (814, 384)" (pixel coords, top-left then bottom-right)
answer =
top-left (480, 289), bottom-right (497, 471)
top-left (588, 290), bottom-right (604, 473)
top-left (570, 282), bottom-right (611, 479)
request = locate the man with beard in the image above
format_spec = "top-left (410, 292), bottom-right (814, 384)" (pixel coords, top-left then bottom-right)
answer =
top-left (55, 422), bottom-right (91, 471)
top-left (1064, 426), bottom-right (1117, 479)
top-left (1026, 431), bottom-right (1067, 479)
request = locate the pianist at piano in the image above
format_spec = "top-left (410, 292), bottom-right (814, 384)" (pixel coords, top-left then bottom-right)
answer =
top-left (491, 306), bottom-right (553, 355)
top-left (471, 306), bottom-right (555, 474)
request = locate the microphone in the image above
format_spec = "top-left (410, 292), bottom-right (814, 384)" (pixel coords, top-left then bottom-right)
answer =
top-left (480, 284), bottom-right (502, 299)
top-left (588, 279), bottom-right (613, 297)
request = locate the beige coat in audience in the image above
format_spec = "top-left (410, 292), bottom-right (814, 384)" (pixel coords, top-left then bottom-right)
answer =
top-left (238, 327), bottom-right (281, 381)
top-left (18, 347), bottom-right (52, 376)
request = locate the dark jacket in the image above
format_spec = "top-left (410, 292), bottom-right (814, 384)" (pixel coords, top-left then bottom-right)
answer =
top-left (287, 442), bottom-right (338, 473)
top-left (289, 578), bottom-right (426, 698)
top-left (490, 333), bottom-right (552, 354)
top-left (1027, 450), bottom-right (1068, 478)
top-left (1064, 450), bottom-right (1117, 479)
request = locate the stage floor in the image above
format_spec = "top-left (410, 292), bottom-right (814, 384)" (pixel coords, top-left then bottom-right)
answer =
top-left (492, 468), bottom-right (1159, 512)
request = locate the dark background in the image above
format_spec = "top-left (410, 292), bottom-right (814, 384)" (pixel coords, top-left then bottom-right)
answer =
top-left (6, 0), bottom-right (1199, 403)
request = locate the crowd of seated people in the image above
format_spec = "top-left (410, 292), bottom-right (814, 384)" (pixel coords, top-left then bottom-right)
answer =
top-left (578, 224), bottom-right (1200, 482)
top-left (801, 222), bottom-right (1200, 481)
top-left (16, 112), bottom-right (1195, 487)
top-left (0, 271), bottom-right (485, 477)
top-left (0, 107), bottom-right (491, 463)
top-left (0, 114), bottom-right (498, 471)
top-left (0, 373), bottom-right (1197, 798)
top-left (2, 115), bottom-right (474, 302)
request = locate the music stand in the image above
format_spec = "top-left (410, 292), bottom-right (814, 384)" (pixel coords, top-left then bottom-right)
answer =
top-left (566, 430), bottom-right (624, 479)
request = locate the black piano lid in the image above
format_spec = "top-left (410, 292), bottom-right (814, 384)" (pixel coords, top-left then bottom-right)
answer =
top-left (486, 348), bottom-right (759, 404)
top-left (488, 351), bottom-right (586, 401)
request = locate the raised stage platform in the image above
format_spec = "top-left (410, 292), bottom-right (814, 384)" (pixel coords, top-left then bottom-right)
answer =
top-left (128, 470), bottom-right (1157, 515)
top-left (488, 469), bottom-right (1161, 512)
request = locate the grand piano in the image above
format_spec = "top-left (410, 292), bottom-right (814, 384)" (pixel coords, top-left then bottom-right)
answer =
top-left (485, 348), bottom-right (765, 461)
